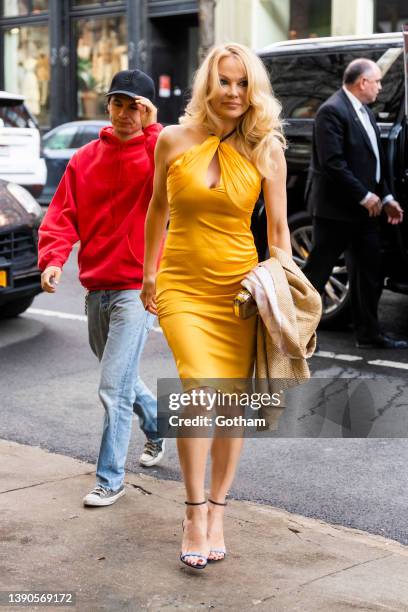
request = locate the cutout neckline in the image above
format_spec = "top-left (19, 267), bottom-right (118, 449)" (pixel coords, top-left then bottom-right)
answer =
top-left (167, 135), bottom-right (258, 181)
top-left (205, 149), bottom-right (222, 190)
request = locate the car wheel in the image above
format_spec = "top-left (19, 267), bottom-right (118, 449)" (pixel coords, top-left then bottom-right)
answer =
top-left (289, 212), bottom-right (351, 328)
top-left (0, 296), bottom-right (34, 319)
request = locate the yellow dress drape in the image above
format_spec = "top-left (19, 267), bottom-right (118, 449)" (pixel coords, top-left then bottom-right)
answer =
top-left (156, 136), bottom-right (262, 381)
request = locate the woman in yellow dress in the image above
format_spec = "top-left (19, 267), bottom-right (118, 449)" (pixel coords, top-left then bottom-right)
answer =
top-left (141, 43), bottom-right (291, 569)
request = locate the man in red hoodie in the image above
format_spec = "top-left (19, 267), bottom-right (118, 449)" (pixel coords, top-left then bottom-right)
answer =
top-left (38, 70), bottom-right (164, 507)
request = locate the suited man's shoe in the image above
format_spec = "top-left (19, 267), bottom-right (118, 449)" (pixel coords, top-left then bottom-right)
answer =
top-left (356, 334), bottom-right (408, 349)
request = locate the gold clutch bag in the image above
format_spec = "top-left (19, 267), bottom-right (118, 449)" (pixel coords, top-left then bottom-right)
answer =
top-left (233, 289), bottom-right (257, 319)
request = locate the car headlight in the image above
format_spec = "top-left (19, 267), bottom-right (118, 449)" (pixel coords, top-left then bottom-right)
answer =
top-left (7, 182), bottom-right (42, 217)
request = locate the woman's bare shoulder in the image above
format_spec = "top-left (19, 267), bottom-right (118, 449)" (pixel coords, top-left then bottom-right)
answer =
top-left (159, 124), bottom-right (196, 146)
top-left (159, 124), bottom-right (207, 166)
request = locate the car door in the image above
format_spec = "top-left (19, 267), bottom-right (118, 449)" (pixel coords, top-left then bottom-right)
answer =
top-left (385, 26), bottom-right (408, 283)
top-left (42, 124), bottom-right (78, 202)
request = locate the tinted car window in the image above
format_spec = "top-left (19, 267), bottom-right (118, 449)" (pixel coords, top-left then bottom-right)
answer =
top-left (0, 101), bottom-right (36, 128)
top-left (73, 126), bottom-right (101, 148)
top-left (262, 45), bottom-right (404, 122)
top-left (44, 125), bottom-right (77, 150)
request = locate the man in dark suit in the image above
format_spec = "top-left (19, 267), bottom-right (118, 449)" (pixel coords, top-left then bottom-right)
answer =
top-left (302, 58), bottom-right (407, 349)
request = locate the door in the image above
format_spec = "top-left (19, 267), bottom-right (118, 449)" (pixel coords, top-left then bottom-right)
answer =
top-left (150, 15), bottom-right (198, 125)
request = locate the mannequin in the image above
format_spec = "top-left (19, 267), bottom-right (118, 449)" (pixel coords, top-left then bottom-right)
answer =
top-left (35, 52), bottom-right (49, 107)
top-left (22, 57), bottom-right (40, 115)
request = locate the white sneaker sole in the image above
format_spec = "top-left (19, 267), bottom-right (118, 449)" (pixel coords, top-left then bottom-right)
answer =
top-left (139, 441), bottom-right (165, 467)
top-left (83, 487), bottom-right (126, 507)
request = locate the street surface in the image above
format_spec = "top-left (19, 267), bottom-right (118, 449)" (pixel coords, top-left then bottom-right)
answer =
top-left (1, 246), bottom-right (408, 544)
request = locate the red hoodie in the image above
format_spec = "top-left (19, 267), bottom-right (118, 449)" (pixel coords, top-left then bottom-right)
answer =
top-left (38, 123), bottom-right (162, 290)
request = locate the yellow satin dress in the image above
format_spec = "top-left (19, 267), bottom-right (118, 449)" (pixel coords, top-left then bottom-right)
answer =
top-left (156, 135), bottom-right (261, 381)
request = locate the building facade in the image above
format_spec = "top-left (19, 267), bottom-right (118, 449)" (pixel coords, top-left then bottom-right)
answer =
top-left (1, 0), bottom-right (407, 129)
top-left (0, 0), bottom-right (199, 128)
top-left (216, 1), bottom-right (408, 49)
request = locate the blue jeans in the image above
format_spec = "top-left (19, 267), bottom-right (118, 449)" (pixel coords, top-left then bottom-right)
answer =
top-left (87, 290), bottom-right (161, 491)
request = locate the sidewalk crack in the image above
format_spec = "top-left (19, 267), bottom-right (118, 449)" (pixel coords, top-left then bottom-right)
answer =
top-left (0, 470), bottom-right (94, 495)
top-left (299, 552), bottom-right (394, 587)
top-left (254, 553), bottom-right (394, 605)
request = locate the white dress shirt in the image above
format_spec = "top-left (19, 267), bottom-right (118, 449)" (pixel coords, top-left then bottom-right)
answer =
top-left (342, 86), bottom-right (393, 205)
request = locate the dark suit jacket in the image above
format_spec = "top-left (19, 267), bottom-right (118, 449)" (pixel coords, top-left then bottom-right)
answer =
top-left (307, 88), bottom-right (391, 221)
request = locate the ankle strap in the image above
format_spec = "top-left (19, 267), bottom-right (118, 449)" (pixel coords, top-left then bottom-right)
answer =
top-left (185, 500), bottom-right (207, 506)
top-left (208, 498), bottom-right (227, 506)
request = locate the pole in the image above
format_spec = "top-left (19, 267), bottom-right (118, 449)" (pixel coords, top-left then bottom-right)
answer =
top-left (198, 0), bottom-right (216, 64)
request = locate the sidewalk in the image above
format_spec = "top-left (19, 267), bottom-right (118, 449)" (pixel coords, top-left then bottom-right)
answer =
top-left (1, 439), bottom-right (407, 612)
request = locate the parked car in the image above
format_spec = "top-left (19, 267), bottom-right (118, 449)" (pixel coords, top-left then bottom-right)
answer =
top-left (0, 180), bottom-right (43, 317)
top-left (0, 91), bottom-right (47, 198)
top-left (252, 32), bottom-right (408, 326)
top-left (39, 120), bottom-right (109, 204)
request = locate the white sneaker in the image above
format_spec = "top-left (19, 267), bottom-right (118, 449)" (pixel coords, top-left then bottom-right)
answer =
top-left (139, 439), bottom-right (165, 467)
top-left (83, 484), bottom-right (125, 507)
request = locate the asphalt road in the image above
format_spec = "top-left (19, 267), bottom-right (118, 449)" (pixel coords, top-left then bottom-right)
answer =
top-left (2, 246), bottom-right (408, 544)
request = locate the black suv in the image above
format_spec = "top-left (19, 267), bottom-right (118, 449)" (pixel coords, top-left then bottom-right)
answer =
top-left (0, 181), bottom-right (43, 318)
top-left (253, 32), bottom-right (408, 326)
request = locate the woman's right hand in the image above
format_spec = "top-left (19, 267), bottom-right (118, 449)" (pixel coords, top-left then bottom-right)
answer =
top-left (140, 277), bottom-right (158, 316)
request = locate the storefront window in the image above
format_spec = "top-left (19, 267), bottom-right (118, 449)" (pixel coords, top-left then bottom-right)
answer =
top-left (33, 0), bottom-right (48, 12)
top-left (4, 24), bottom-right (50, 125)
top-left (3, 0), bottom-right (48, 16)
top-left (375, 0), bottom-right (408, 33)
top-left (289, 0), bottom-right (331, 39)
top-left (3, 1), bottom-right (29, 16)
top-left (76, 16), bottom-right (128, 119)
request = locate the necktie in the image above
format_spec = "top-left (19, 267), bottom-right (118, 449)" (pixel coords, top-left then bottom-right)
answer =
top-left (359, 106), bottom-right (381, 183)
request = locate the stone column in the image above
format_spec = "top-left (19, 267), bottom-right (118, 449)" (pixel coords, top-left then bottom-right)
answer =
top-left (127, 0), bottom-right (148, 71)
top-left (215, 0), bottom-right (289, 49)
top-left (331, 0), bottom-right (374, 36)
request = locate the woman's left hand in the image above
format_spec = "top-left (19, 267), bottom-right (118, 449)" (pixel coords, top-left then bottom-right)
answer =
top-left (136, 96), bottom-right (158, 128)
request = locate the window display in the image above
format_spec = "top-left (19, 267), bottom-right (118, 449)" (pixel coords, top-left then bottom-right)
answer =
top-left (4, 25), bottom-right (50, 125)
top-left (289, 0), bottom-right (331, 39)
top-left (76, 16), bottom-right (128, 119)
top-left (3, 1), bottom-right (29, 16)
top-left (3, 0), bottom-right (48, 16)
top-left (33, 0), bottom-right (48, 12)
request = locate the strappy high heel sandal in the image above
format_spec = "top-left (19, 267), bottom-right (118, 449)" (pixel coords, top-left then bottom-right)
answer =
top-left (207, 498), bottom-right (227, 562)
top-left (180, 500), bottom-right (208, 570)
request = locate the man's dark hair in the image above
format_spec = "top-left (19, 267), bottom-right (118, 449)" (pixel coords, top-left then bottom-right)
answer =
top-left (343, 59), bottom-right (376, 85)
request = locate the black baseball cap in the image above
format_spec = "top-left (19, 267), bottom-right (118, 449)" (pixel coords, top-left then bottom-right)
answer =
top-left (105, 69), bottom-right (155, 101)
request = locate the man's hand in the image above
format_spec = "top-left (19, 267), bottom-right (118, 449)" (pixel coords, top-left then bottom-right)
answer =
top-left (383, 200), bottom-right (403, 225)
top-left (135, 96), bottom-right (158, 129)
top-left (41, 266), bottom-right (62, 293)
top-left (362, 194), bottom-right (382, 217)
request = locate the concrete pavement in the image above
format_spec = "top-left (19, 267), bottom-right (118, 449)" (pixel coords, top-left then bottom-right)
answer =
top-left (1, 439), bottom-right (407, 611)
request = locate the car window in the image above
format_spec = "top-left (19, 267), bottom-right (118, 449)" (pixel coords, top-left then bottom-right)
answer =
top-left (44, 125), bottom-right (77, 150)
top-left (262, 45), bottom-right (404, 123)
top-left (73, 126), bottom-right (101, 148)
top-left (0, 102), bottom-right (36, 128)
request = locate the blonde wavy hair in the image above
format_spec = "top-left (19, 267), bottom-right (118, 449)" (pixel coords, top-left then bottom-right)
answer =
top-left (180, 42), bottom-right (286, 178)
